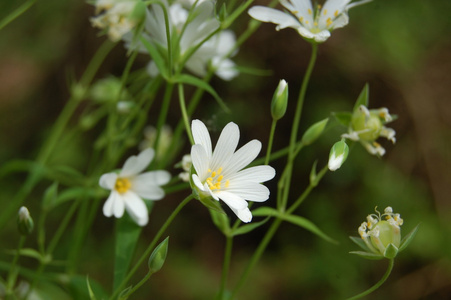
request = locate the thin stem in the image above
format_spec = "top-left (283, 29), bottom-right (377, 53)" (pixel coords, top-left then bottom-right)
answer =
top-left (5, 236), bottom-right (26, 298)
top-left (265, 120), bottom-right (277, 165)
top-left (218, 235), bottom-right (233, 300)
top-left (0, 0), bottom-right (36, 30)
top-left (154, 82), bottom-right (174, 158)
top-left (178, 84), bottom-right (194, 145)
top-left (110, 195), bottom-right (193, 300)
top-left (346, 259), bottom-right (395, 300)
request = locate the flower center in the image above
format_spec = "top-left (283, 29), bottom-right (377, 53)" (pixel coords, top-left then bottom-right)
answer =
top-left (205, 167), bottom-right (230, 191)
top-left (115, 178), bottom-right (131, 194)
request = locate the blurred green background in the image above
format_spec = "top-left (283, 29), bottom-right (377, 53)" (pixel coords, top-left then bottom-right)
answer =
top-left (1, 0), bottom-right (450, 299)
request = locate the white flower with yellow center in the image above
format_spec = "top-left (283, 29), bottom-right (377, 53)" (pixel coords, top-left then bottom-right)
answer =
top-left (99, 148), bottom-right (171, 226)
top-left (190, 120), bottom-right (276, 223)
top-left (248, 0), bottom-right (372, 43)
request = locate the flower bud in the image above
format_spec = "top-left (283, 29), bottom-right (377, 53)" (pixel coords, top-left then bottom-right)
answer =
top-left (301, 118), bottom-right (328, 146)
top-left (148, 237), bottom-right (169, 274)
top-left (328, 140), bottom-right (349, 171)
top-left (271, 80), bottom-right (288, 120)
top-left (17, 206), bottom-right (34, 236)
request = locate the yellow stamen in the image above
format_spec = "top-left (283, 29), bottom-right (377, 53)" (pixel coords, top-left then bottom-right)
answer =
top-left (115, 178), bottom-right (131, 194)
top-left (292, 10), bottom-right (298, 14)
top-left (334, 10), bottom-right (339, 17)
top-left (323, 9), bottom-right (328, 15)
top-left (308, 9), bottom-right (312, 15)
top-left (225, 180), bottom-right (230, 188)
top-left (205, 167), bottom-right (227, 191)
top-left (314, 21), bottom-right (318, 26)
top-left (299, 16), bottom-right (304, 23)
top-left (305, 20), bottom-right (309, 24)
top-left (326, 17), bottom-right (332, 26)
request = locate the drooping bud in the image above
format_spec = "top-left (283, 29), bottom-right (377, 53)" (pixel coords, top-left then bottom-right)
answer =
top-left (328, 140), bottom-right (349, 171)
top-left (271, 79), bottom-right (288, 120)
top-left (17, 206), bottom-right (34, 236)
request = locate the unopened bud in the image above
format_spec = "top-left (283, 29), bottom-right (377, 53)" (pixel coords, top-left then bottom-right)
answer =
top-left (328, 140), bottom-right (349, 171)
top-left (17, 206), bottom-right (34, 236)
top-left (148, 237), bottom-right (169, 274)
top-left (271, 79), bottom-right (288, 120)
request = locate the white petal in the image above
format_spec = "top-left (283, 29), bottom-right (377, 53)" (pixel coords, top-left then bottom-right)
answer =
top-left (312, 30), bottom-right (332, 42)
top-left (120, 148), bottom-right (154, 177)
top-left (230, 206), bottom-right (252, 223)
top-left (131, 175), bottom-right (166, 200)
top-left (123, 191), bottom-right (149, 226)
top-left (248, 6), bottom-right (301, 31)
top-left (228, 165), bottom-right (276, 183)
top-left (191, 144), bottom-right (210, 181)
top-left (223, 140), bottom-right (262, 177)
top-left (213, 58), bottom-right (239, 81)
top-left (211, 122), bottom-right (240, 171)
top-left (226, 182), bottom-right (270, 202)
top-left (215, 191), bottom-right (248, 210)
top-left (99, 172), bottom-right (117, 190)
top-left (192, 174), bottom-right (206, 192)
top-left (133, 170), bottom-right (171, 186)
top-left (192, 120), bottom-right (212, 160)
top-left (103, 191), bottom-right (125, 218)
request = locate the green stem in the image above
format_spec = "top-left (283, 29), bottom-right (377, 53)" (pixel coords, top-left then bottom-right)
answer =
top-left (0, 0), bottom-right (36, 30)
top-left (110, 195), bottom-right (193, 300)
top-left (178, 84), bottom-right (194, 145)
top-left (5, 236), bottom-right (26, 298)
top-left (154, 82), bottom-right (174, 159)
top-left (217, 235), bottom-right (233, 300)
top-left (265, 119), bottom-right (277, 165)
top-left (281, 43), bottom-right (318, 210)
top-left (346, 259), bottom-right (395, 300)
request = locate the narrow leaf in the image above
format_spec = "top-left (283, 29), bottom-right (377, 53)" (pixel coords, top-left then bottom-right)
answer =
top-left (42, 182), bottom-right (58, 211)
top-left (281, 214), bottom-right (338, 244)
top-left (175, 74), bottom-right (229, 113)
top-left (251, 206), bottom-right (279, 217)
top-left (86, 277), bottom-right (97, 300)
top-left (399, 224), bottom-right (419, 252)
top-left (232, 217), bottom-right (269, 236)
top-left (140, 37), bottom-right (169, 79)
top-left (332, 112), bottom-right (352, 127)
top-left (349, 236), bottom-right (370, 252)
top-left (353, 83), bottom-right (369, 111)
top-left (209, 209), bottom-right (230, 235)
top-left (349, 251), bottom-right (384, 260)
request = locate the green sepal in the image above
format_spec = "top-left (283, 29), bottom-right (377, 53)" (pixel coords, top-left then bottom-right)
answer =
top-left (332, 112), bottom-right (352, 127)
top-left (209, 209), bottom-right (230, 235)
top-left (232, 217), bottom-right (269, 236)
top-left (353, 83), bottom-right (369, 111)
top-left (281, 214), bottom-right (338, 244)
top-left (301, 118), bottom-right (329, 146)
top-left (349, 236), bottom-right (370, 252)
top-left (174, 74), bottom-right (229, 113)
top-left (148, 237), bottom-right (169, 274)
top-left (383, 243), bottom-right (399, 259)
top-left (398, 224), bottom-right (419, 252)
top-left (349, 251), bottom-right (384, 260)
top-left (251, 206), bottom-right (279, 217)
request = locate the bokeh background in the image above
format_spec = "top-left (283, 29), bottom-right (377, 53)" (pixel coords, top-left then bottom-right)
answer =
top-left (1, 0), bottom-right (450, 299)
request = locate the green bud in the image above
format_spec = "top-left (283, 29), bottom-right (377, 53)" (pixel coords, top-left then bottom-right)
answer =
top-left (301, 118), bottom-right (328, 145)
top-left (148, 237), bottom-right (169, 274)
top-left (209, 209), bottom-right (230, 235)
top-left (328, 140), bottom-right (349, 171)
top-left (17, 206), bottom-right (34, 236)
top-left (271, 79), bottom-right (288, 120)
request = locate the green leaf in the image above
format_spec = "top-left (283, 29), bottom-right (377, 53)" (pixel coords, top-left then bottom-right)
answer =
top-left (209, 209), bottom-right (230, 235)
top-left (174, 74), bottom-right (229, 113)
top-left (113, 213), bottom-right (145, 290)
top-left (234, 65), bottom-right (272, 76)
top-left (349, 251), bottom-right (384, 260)
top-left (353, 83), bottom-right (369, 111)
top-left (0, 159), bottom-right (35, 178)
top-left (140, 37), bottom-right (169, 79)
top-left (50, 187), bottom-right (97, 210)
top-left (309, 160), bottom-right (318, 187)
top-left (399, 224), bottom-right (419, 252)
top-left (301, 118), bottom-right (329, 146)
top-left (198, 194), bottom-right (226, 214)
top-left (232, 217), bottom-right (269, 236)
top-left (349, 236), bottom-right (370, 252)
top-left (251, 206), bottom-right (279, 217)
top-left (86, 277), bottom-right (97, 300)
top-left (118, 286), bottom-right (132, 300)
top-left (42, 182), bottom-right (58, 211)
top-left (383, 243), bottom-right (399, 259)
top-left (332, 112), bottom-right (352, 127)
top-left (5, 248), bottom-right (43, 261)
top-left (281, 214), bottom-right (338, 244)
top-left (148, 237), bottom-right (169, 274)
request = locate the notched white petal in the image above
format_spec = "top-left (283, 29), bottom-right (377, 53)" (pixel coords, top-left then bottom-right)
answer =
top-left (123, 191), bottom-right (149, 226)
top-left (99, 172), bottom-right (118, 190)
top-left (120, 148), bottom-right (154, 177)
top-left (192, 119), bottom-right (212, 158)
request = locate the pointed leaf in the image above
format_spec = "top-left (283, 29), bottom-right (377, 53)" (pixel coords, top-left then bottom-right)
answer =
top-left (349, 236), bottom-right (370, 252)
top-left (349, 251), bottom-right (384, 260)
top-left (353, 83), bottom-right (369, 111)
top-left (209, 209), bottom-right (230, 235)
top-left (232, 217), bottom-right (269, 236)
top-left (251, 206), bottom-right (279, 217)
top-left (148, 237), bottom-right (169, 274)
top-left (332, 112), bottom-right (352, 127)
top-left (42, 182), bottom-right (58, 211)
top-left (140, 37), bottom-right (169, 79)
top-left (86, 277), bottom-right (97, 300)
top-left (5, 248), bottom-right (43, 261)
top-left (198, 195), bottom-right (226, 214)
top-left (399, 224), bottom-right (419, 252)
top-left (175, 75), bottom-right (229, 113)
top-left (281, 214), bottom-right (338, 244)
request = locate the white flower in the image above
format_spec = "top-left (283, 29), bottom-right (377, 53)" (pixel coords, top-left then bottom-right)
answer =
top-left (99, 148), bottom-right (171, 226)
top-left (248, 0), bottom-right (372, 43)
top-left (190, 120), bottom-right (276, 223)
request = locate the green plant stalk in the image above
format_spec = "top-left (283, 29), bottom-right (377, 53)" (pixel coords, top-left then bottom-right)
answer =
top-left (121, 271), bottom-right (152, 299)
top-left (265, 119), bottom-right (277, 165)
top-left (5, 236), bottom-right (26, 298)
top-left (154, 82), bottom-right (174, 159)
top-left (110, 195), bottom-right (193, 300)
top-left (280, 43), bottom-right (318, 211)
top-left (217, 235), bottom-right (233, 300)
top-left (178, 84), bottom-right (194, 145)
top-left (0, 0), bottom-right (36, 30)
top-left (346, 259), bottom-right (395, 300)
